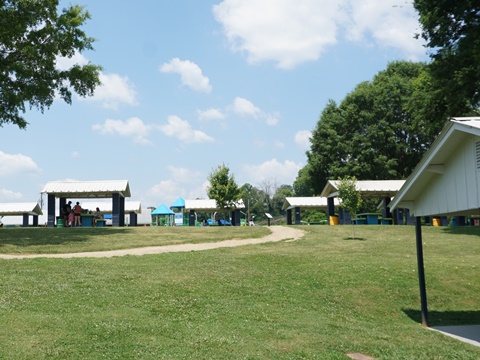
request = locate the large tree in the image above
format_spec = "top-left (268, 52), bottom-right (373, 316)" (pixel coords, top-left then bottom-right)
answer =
top-left (306, 61), bottom-right (445, 194)
top-left (0, 0), bottom-right (101, 128)
top-left (414, 1), bottom-right (480, 115)
top-left (207, 163), bottom-right (242, 210)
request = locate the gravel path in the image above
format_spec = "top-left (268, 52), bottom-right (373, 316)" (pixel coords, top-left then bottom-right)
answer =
top-left (0, 226), bottom-right (305, 260)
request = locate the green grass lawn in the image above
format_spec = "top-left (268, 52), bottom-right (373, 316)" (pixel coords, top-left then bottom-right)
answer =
top-left (0, 225), bottom-right (479, 359)
top-left (0, 226), bottom-right (270, 254)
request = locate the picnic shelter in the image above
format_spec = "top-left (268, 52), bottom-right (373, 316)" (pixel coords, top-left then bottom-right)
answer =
top-left (0, 202), bottom-right (43, 227)
top-left (42, 180), bottom-right (131, 227)
top-left (184, 199), bottom-right (245, 226)
top-left (320, 179), bottom-right (406, 225)
top-left (282, 197), bottom-right (340, 225)
top-left (390, 117), bottom-right (480, 329)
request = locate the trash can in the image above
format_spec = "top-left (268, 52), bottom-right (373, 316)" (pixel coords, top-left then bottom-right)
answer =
top-left (329, 215), bottom-right (339, 225)
top-left (432, 217), bottom-right (441, 226)
top-left (57, 218), bottom-right (64, 228)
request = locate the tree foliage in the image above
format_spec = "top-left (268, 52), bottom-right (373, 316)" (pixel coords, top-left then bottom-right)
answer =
top-left (414, 1), bottom-right (480, 115)
top-left (337, 176), bottom-right (362, 239)
top-left (305, 61), bottom-right (446, 194)
top-left (207, 163), bottom-right (242, 210)
top-left (293, 165), bottom-right (315, 196)
top-left (0, 0), bottom-right (102, 128)
top-left (337, 176), bottom-right (362, 218)
top-left (240, 183), bottom-right (264, 221)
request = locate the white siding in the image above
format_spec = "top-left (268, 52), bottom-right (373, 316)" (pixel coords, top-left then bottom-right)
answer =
top-left (414, 135), bottom-right (480, 216)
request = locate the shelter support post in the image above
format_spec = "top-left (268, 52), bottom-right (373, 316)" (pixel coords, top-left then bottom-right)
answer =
top-left (129, 212), bottom-right (137, 226)
top-left (327, 197), bottom-right (335, 221)
top-left (33, 215), bottom-right (39, 227)
top-left (231, 209), bottom-right (240, 226)
top-left (406, 209), bottom-right (415, 225)
top-left (415, 216), bottom-right (429, 327)
top-left (294, 207), bottom-right (301, 225)
top-left (112, 193), bottom-right (125, 227)
top-left (59, 198), bottom-right (66, 219)
top-left (22, 213), bottom-right (29, 227)
top-left (286, 209), bottom-right (292, 225)
top-left (339, 208), bottom-right (351, 225)
top-left (394, 208), bottom-right (404, 225)
top-left (383, 197), bottom-right (391, 219)
top-left (47, 194), bottom-right (55, 227)
top-left (189, 210), bottom-right (195, 226)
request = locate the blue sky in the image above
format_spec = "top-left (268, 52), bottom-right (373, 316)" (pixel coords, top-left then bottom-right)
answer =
top-left (0, 0), bottom-right (428, 211)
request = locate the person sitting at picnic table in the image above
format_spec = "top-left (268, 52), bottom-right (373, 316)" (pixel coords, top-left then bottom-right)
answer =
top-left (93, 207), bottom-right (103, 226)
top-left (73, 202), bottom-right (82, 226)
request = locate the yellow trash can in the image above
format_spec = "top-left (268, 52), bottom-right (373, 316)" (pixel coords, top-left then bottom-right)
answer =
top-left (432, 217), bottom-right (441, 226)
top-left (329, 215), bottom-right (339, 225)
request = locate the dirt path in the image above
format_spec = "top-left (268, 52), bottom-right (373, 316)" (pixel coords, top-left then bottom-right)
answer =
top-left (0, 226), bottom-right (305, 260)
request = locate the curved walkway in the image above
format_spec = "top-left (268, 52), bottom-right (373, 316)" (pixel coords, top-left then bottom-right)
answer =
top-left (0, 226), bottom-right (305, 260)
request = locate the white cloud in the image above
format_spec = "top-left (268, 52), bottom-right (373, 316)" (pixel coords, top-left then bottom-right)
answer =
top-left (295, 130), bottom-right (312, 150)
top-left (160, 58), bottom-right (212, 93)
top-left (92, 117), bottom-right (152, 145)
top-left (148, 180), bottom-right (185, 206)
top-left (344, 1), bottom-right (425, 59)
top-left (147, 173), bottom-right (209, 206)
top-left (232, 97), bottom-right (279, 126)
top-left (56, 54), bottom-right (138, 109)
top-left (213, 0), bottom-right (341, 69)
top-left (166, 165), bottom-right (203, 184)
top-left (0, 188), bottom-right (23, 201)
top-left (71, 151), bottom-right (80, 159)
top-left (0, 151), bottom-right (39, 177)
top-left (197, 108), bottom-right (226, 121)
top-left (233, 97), bottom-right (262, 117)
top-left (92, 73), bottom-right (138, 109)
top-left (241, 159), bottom-right (303, 185)
top-left (213, 0), bottom-right (425, 69)
top-left (159, 115), bottom-right (215, 144)
top-left (56, 52), bottom-right (89, 71)
top-left (274, 140), bottom-right (285, 149)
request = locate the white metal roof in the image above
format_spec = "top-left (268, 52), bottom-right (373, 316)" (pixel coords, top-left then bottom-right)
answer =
top-left (320, 180), bottom-right (405, 198)
top-left (0, 202), bottom-right (43, 216)
top-left (282, 197), bottom-right (340, 211)
top-left (42, 180), bottom-right (131, 198)
top-left (390, 117), bottom-right (480, 216)
top-left (184, 199), bottom-right (245, 211)
top-left (74, 200), bottom-right (142, 214)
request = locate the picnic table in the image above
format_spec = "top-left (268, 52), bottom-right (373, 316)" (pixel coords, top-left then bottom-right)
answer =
top-left (356, 213), bottom-right (381, 225)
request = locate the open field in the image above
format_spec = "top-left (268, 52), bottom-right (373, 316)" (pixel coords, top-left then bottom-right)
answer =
top-left (0, 225), bottom-right (479, 359)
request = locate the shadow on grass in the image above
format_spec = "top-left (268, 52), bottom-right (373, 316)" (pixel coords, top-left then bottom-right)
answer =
top-left (0, 227), bottom-right (134, 248)
top-left (343, 237), bottom-right (366, 241)
top-left (440, 226), bottom-right (480, 237)
top-left (403, 309), bottom-right (480, 326)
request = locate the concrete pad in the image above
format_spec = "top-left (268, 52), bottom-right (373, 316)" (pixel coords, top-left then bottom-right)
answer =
top-left (430, 325), bottom-right (480, 347)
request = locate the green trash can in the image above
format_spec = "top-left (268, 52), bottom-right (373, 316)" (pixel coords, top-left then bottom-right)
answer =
top-left (57, 218), bottom-right (64, 228)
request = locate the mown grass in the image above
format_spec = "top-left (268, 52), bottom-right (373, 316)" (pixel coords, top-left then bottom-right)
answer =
top-left (0, 226), bottom-right (270, 254)
top-left (0, 225), bottom-right (479, 359)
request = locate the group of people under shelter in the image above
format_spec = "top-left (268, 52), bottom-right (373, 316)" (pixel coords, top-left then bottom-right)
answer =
top-left (61, 201), bottom-right (103, 227)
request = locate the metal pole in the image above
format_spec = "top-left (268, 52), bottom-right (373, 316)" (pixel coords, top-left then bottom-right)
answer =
top-left (415, 216), bottom-right (429, 327)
